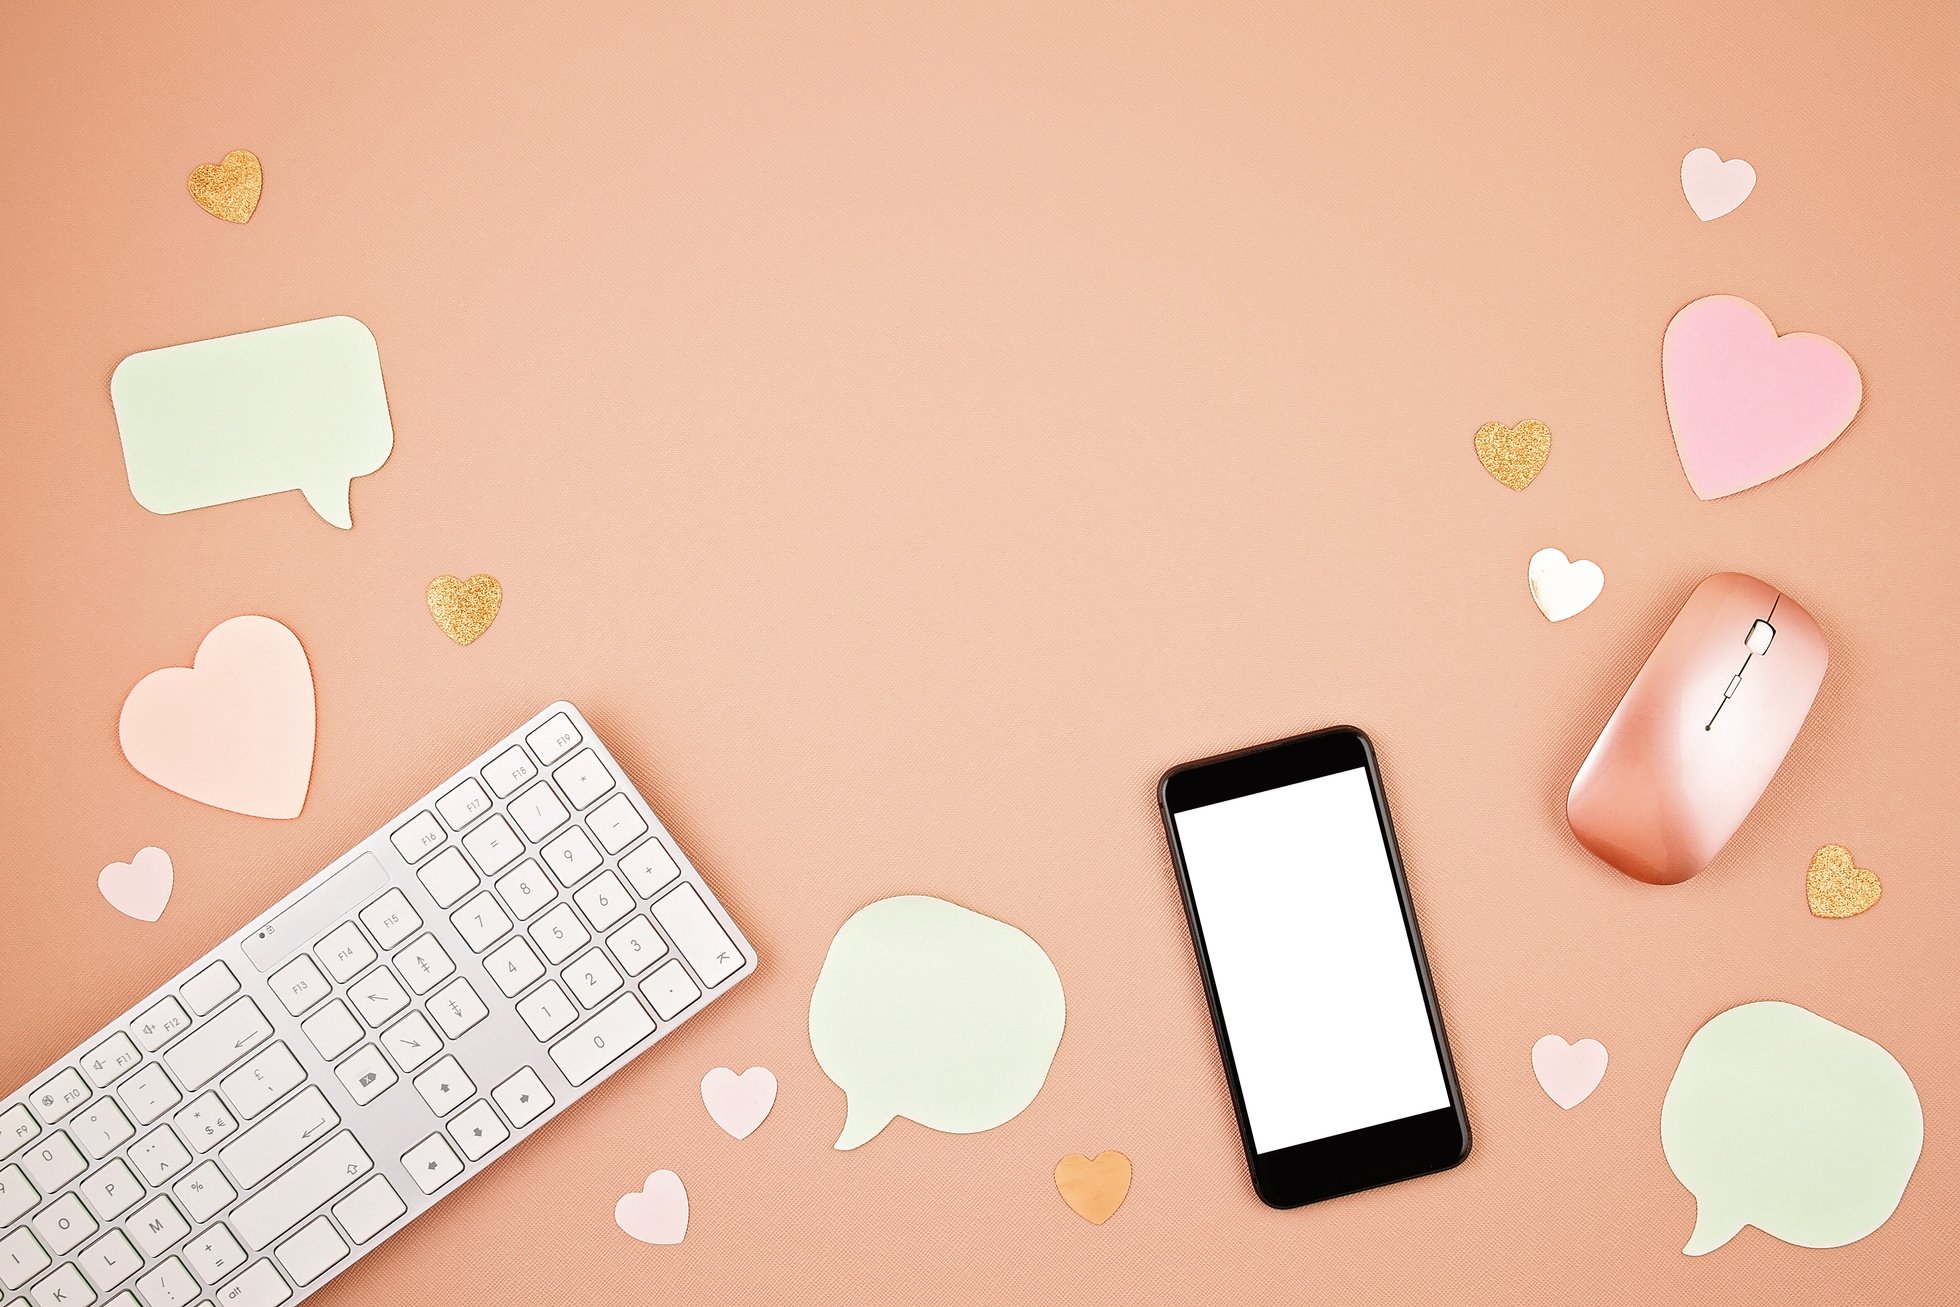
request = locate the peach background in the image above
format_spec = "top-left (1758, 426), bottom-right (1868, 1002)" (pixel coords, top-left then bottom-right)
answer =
top-left (3, 2), bottom-right (1958, 1302)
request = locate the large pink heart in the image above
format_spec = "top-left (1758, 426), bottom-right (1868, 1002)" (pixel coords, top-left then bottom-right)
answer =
top-left (119, 615), bottom-right (315, 818)
top-left (1662, 295), bottom-right (1863, 499)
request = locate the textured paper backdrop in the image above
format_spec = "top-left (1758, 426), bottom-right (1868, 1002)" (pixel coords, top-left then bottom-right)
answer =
top-left (3, 3), bottom-right (1957, 1303)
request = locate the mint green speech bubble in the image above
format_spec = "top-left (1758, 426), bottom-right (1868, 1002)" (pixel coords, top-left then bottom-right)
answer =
top-left (111, 316), bottom-right (393, 529)
top-left (810, 895), bottom-right (1065, 1150)
top-left (1662, 1001), bottom-right (1922, 1255)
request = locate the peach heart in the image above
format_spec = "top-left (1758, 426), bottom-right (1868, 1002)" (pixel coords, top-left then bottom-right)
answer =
top-left (187, 149), bottom-right (263, 224)
top-left (1532, 1035), bottom-right (1609, 1109)
top-left (701, 1067), bottom-right (777, 1140)
top-left (99, 847), bottom-right (173, 922)
top-left (1807, 844), bottom-right (1882, 919)
top-left (119, 616), bottom-right (315, 818)
top-left (615, 1170), bottom-right (688, 1245)
top-left (1054, 1150), bottom-right (1132, 1225)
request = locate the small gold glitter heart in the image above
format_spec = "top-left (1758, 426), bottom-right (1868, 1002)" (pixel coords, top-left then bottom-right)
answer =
top-left (1474, 419), bottom-right (1552, 491)
top-left (426, 574), bottom-right (503, 646)
top-left (187, 149), bottom-right (262, 224)
top-left (1806, 844), bottom-right (1882, 919)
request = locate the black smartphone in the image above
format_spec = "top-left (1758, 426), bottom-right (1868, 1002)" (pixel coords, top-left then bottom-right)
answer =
top-left (1158, 726), bottom-right (1470, 1208)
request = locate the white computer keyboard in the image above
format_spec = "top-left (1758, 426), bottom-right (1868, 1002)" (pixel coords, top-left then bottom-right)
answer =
top-left (1, 702), bottom-right (755, 1307)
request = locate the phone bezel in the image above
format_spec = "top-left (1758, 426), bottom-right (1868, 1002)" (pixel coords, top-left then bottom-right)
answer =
top-left (1158, 725), bottom-right (1471, 1209)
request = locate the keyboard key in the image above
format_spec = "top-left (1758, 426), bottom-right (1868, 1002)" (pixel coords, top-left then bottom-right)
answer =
top-left (134, 1256), bottom-right (197, 1307)
top-left (163, 997), bottom-right (273, 1089)
top-left (274, 1215), bottom-right (348, 1286)
top-left (389, 810), bottom-right (445, 864)
top-left (411, 1055), bottom-right (474, 1117)
top-left (181, 960), bottom-right (239, 1015)
top-left (81, 1034), bottom-right (141, 1088)
top-left (516, 981), bottom-right (578, 1040)
top-left (462, 814), bottom-right (525, 877)
top-left (429, 977), bottom-right (489, 1039)
top-left (490, 1068), bottom-right (553, 1128)
top-left (334, 1046), bottom-right (396, 1106)
top-left (605, 915), bottom-right (668, 976)
top-left (358, 888), bottom-right (422, 949)
top-left (493, 860), bottom-right (555, 921)
top-left (28, 1262), bottom-right (90, 1307)
top-left (552, 749), bottom-right (614, 809)
top-left (642, 959), bottom-right (703, 1020)
top-left (450, 890), bottom-right (513, 952)
top-left (20, 1133), bottom-right (84, 1191)
top-left (348, 966), bottom-right (411, 1026)
top-left (564, 949), bottom-right (623, 1008)
top-left (481, 744), bottom-right (538, 797)
top-left (71, 1098), bottom-right (134, 1158)
top-left (446, 1100), bottom-right (508, 1161)
top-left (436, 777), bottom-right (494, 831)
top-left (0, 1163), bottom-right (35, 1224)
top-left (76, 1157), bottom-right (141, 1221)
top-left (588, 793), bottom-right (649, 854)
top-left (483, 936), bottom-right (545, 998)
top-left (220, 1086), bottom-right (339, 1188)
top-left (230, 1131), bottom-right (371, 1249)
top-left (528, 903), bottom-right (589, 964)
top-left (330, 1174), bottom-right (405, 1244)
top-left (300, 1000), bottom-right (362, 1061)
top-left (30, 1069), bottom-right (88, 1123)
top-left (540, 825), bottom-right (602, 886)
top-left (129, 1126), bottom-right (190, 1185)
top-left (550, 993), bottom-right (656, 1086)
top-left (396, 934), bottom-right (455, 995)
top-left (0, 1226), bottom-right (50, 1290)
top-left (380, 1013), bottom-right (442, 1073)
top-left (1, 1103), bottom-right (39, 1154)
top-left (30, 1192), bottom-right (96, 1255)
top-left (173, 1092), bottom-right (236, 1154)
top-left (402, 1133), bottom-right (464, 1196)
top-left (115, 1063), bottom-right (179, 1125)
top-left (218, 1043), bottom-right (305, 1120)
top-left (416, 846), bottom-right (478, 909)
top-left (78, 1227), bottom-right (140, 1291)
top-left (173, 1159), bottom-right (237, 1223)
top-left (214, 1259), bottom-right (292, 1307)
top-left (652, 885), bottom-right (746, 987)
top-left (182, 1220), bottom-right (244, 1283)
top-left (509, 781), bottom-right (570, 841)
top-left (128, 1193), bottom-right (190, 1255)
top-left (131, 996), bottom-right (190, 1052)
top-left (313, 921), bottom-right (377, 982)
top-left (525, 711), bottom-right (582, 765)
top-left (620, 838), bottom-right (682, 898)
top-left (573, 870), bottom-right (634, 932)
top-left (269, 954), bottom-right (331, 1016)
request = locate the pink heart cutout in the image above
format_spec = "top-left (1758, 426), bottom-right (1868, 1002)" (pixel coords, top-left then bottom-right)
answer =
top-left (1532, 1034), bottom-right (1609, 1109)
top-left (99, 846), bottom-right (174, 922)
top-left (615, 1170), bottom-right (688, 1245)
top-left (1680, 147), bottom-right (1756, 222)
top-left (119, 615), bottom-right (316, 819)
top-left (701, 1066), bottom-right (777, 1140)
top-left (1662, 295), bottom-right (1863, 499)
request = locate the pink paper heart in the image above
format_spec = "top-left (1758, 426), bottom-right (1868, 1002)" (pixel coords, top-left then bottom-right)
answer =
top-left (1680, 147), bottom-right (1756, 221)
top-left (1662, 295), bottom-right (1863, 499)
top-left (701, 1066), bottom-right (777, 1140)
top-left (119, 615), bottom-right (315, 819)
top-left (1532, 1034), bottom-right (1609, 1109)
top-left (615, 1170), bottom-right (688, 1245)
top-left (99, 846), bottom-right (173, 922)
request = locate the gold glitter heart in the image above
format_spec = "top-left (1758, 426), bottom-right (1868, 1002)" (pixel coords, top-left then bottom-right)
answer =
top-left (187, 149), bottom-right (262, 224)
top-left (1806, 844), bottom-right (1882, 919)
top-left (1474, 419), bottom-right (1552, 491)
top-left (426, 574), bottom-right (503, 647)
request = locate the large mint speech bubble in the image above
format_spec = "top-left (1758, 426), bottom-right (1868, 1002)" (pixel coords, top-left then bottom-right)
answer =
top-left (810, 895), bottom-right (1065, 1150)
top-left (1662, 1001), bottom-right (1922, 1255)
top-left (111, 316), bottom-right (393, 528)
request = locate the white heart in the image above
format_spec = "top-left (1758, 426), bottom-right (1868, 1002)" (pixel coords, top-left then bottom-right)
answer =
top-left (700, 1066), bottom-right (778, 1140)
top-left (1681, 147), bottom-right (1756, 222)
top-left (99, 847), bottom-right (174, 922)
top-left (1528, 547), bottom-right (1604, 622)
top-left (614, 1170), bottom-right (688, 1245)
top-left (1532, 1035), bottom-right (1610, 1109)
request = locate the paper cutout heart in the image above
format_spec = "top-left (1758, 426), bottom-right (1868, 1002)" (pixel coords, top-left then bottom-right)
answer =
top-left (1533, 1035), bottom-right (1609, 1109)
top-left (99, 847), bottom-right (173, 922)
top-left (1662, 295), bottom-right (1863, 500)
top-left (1055, 1150), bottom-right (1132, 1225)
top-left (187, 150), bottom-right (262, 224)
top-left (1473, 419), bottom-right (1552, 491)
top-left (119, 616), bottom-right (315, 818)
top-left (700, 1066), bottom-right (777, 1140)
top-left (1807, 844), bottom-right (1882, 919)
top-left (426, 574), bottom-right (503, 646)
top-left (1681, 148), bottom-right (1756, 221)
top-left (1528, 547), bottom-right (1603, 622)
top-left (615, 1170), bottom-right (687, 1245)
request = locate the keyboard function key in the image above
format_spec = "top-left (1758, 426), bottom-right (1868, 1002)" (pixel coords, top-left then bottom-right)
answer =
top-left (411, 1056), bottom-right (475, 1117)
top-left (550, 993), bottom-right (656, 1086)
top-left (436, 777), bottom-right (494, 830)
top-left (516, 981), bottom-right (578, 1041)
top-left (348, 966), bottom-right (411, 1027)
top-left (651, 884), bottom-right (746, 987)
top-left (481, 745), bottom-right (538, 798)
top-left (483, 936), bottom-right (546, 998)
top-left (450, 890), bottom-right (513, 953)
top-left (173, 1092), bottom-right (236, 1154)
top-left (131, 996), bottom-right (191, 1052)
top-left (330, 1174), bottom-right (405, 1244)
top-left (173, 1159), bottom-right (237, 1224)
top-left (180, 960), bottom-right (239, 1015)
top-left (551, 748), bottom-right (614, 809)
top-left (75, 1157), bottom-right (141, 1222)
top-left (164, 998), bottom-right (274, 1090)
top-left (525, 711), bottom-right (582, 765)
top-left (462, 814), bottom-right (525, 876)
top-left (642, 958), bottom-right (703, 1021)
top-left (334, 1046), bottom-right (396, 1106)
top-left (527, 903), bottom-right (590, 964)
top-left (564, 949), bottom-right (624, 1008)
top-left (509, 781), bottom-right (570, 841)
top-left (540, 825), bottom-right (602, 886)
top-left (358, 888), bottom-right (422, 950)
top-left (128, 1125), bottom-right (191, 1186)
top-left (313, 921), bottom-right (377, 982)
top-left (1, 1103), bottom-right (39, 1154)
top-left (116, 1064), bottom-right (180, 1125)
top-left (20, 1133), bottom-right (85, 1191)
top-left (81, 1034), bottom-right (141, 1088)
top-left (71, 1098), bottom-right (134, 1159)
top-left (490, 1067), bottom-right (553, 1128)
top-left (402, 1133), bottom-right (464, 1195)
top-left (274, 1215), bottom-right (348, 1287)
top-left (396, 934), bottom-right (455, 995)
top-left (31, 1069), bottom-right (88, 1123)
top-left (620, 838), bottom-right (683, 898)
top-left (300, 999), bottom-right (362, 1061)
top-left (388, 810), bottom-right (445, 864)
top-left (30, 1191), bottom-right (96, 1255)
top-left (128, 1193), bottom-right (190, 1256)
top-left (429, 977), bottom-right (489, 1039)
top-left (181, 1218), bottom-right (244, 1282)
top-left (380, 1013), bottom-right (442, 1073)
top-left (604, 916), bottom-right (668, 976)
top-left (588, 792), bottom-right (649, 855)
top-left (415, 846), bottom-right (478, 909)
top-left (269, 955), bottom-right (331, 1016)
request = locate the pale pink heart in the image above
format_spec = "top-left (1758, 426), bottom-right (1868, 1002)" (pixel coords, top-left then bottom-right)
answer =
top-left (1662, 295), bottom-right (1863, 499)
top-left (1532, 1034), bottom-right (1609, 1109)
top-left (118, 615), bottom-right (316, 818)
top-left (701, 1066), bottom-right (777, 1140)
top-left (99, 846), bottom-right (173, 922)
top-left (1680, 147), bottom-right (1756, 221)
top-left (615, 1170), bottom-right (688, 1245)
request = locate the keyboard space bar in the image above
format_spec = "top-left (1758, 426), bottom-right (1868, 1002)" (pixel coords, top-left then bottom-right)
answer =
top-left (231, 1131), bottom-right (372, 1249)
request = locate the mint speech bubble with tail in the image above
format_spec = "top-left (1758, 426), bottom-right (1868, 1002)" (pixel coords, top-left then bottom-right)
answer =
top-left (810, 895), bottom-right (1065, 1150)
top-left (1662, 1001), bottom-right (1922, 1255)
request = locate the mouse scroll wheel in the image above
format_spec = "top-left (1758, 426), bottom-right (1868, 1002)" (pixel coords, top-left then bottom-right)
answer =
top-left (1746, 619), bottom-right (1775, 655)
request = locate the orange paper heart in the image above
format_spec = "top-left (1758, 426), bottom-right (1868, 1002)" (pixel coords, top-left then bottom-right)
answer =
top-left (188, 149), bottom-right (262, 223)
top-left (1054, 1150), bottom-right (1131, 1225)
top-left (1806, 844), bottom-right (1881, 919)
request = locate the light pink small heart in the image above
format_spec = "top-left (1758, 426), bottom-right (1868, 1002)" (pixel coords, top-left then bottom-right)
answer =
top-left (1662, 295), bottom-right (1863, 499)
top-left (1532, 1034), bottom-right (1609, 1109)
top-left (700, 1066), bottom-right (777, 1140)
top-left (615, 1170), bottom-right (687, 1245)
top-left (100, 847), bottom-right (173, 922)
top-left (1681, 147), bottom-right (1756, 221)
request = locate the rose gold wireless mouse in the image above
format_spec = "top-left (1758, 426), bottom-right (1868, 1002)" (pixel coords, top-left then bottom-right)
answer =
top-left (1567, 572), bottom-right (1827, 884)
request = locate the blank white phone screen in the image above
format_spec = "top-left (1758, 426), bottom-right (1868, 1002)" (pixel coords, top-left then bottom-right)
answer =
top-left (1173, 767), bottom-right (1449, 1153)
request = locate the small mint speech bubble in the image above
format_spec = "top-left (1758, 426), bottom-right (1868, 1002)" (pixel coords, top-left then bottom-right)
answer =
top-left (1662, 1001), bottom-right (1922, 1255)
top-left (810, 895), bottom-right (1064, 1150)
top-left (111, 316), bottom-right (393, 528)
